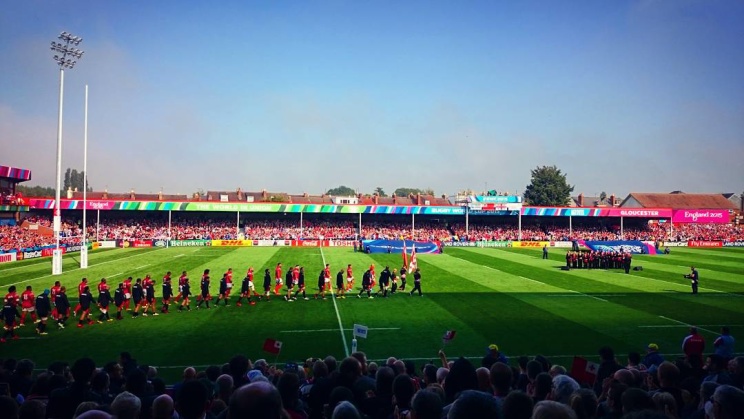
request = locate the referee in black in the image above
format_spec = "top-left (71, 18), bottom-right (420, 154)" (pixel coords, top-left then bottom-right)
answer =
top-left (410, 268), bottom-right (423, 297)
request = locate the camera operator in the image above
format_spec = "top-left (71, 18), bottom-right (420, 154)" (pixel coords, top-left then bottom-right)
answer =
top-left (684, 266), bottom-right (699, 295)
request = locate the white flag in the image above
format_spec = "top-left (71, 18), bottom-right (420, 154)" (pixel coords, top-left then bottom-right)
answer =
top-left (353, 324), bottom-right (368, 339)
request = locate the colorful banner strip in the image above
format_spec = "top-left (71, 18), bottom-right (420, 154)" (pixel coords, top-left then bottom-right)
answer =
top-left (520, 207), bottom-right (673, 218)
top-left (0, 165), bottom-right (32, 181)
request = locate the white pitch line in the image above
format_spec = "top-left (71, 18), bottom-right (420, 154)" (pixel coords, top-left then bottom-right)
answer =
top-left (7, 248), bottom-right (165, 287)
top-left (173, 254), bottom-right (186, 258)
top-left (280, 328), bottom-right (400, 333)
top-left (658, 315), bottom-right (718, 335)
top-left (481, 266), bottom-right (608, 303)
top-left (108, 272), bottom-right (124, 278)
top-left (613, 272), bottom-right (743, 298)
top-left (134, 264), bottom-right (151, 270)
top-left (320, 247), bottom-right (349, 357)
top-left (639, 324), bottom-right (743, 328)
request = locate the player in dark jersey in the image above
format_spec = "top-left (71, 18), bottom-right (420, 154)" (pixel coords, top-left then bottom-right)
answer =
top-left (390, 268), bottom-right (399, 294)
top-left (315, 270), bottom-right (327, 300)
top-left (2, 298), bottom-right (19, 342)
top-left (35, 289), bottom-right (52, 335)
top-left (377, 266), bottom-right (391, 298)
top-left (336, 270), bottom-right (346, 299)
top-left (114, 283), bottom-right (125, 320)
top-left (179, 277), bottom-right (192, 311)
top-left (140, 275), bottom-right (158, 316)
top-left (77, 286), bottom-right (94, 327)
top-left (161, 277), bottom-right (173, 313)
top-left (215, 273), bottom-right (230, 306)
top-left (131, 279), bottom-right (144, 318)
top-left (54, 286), bottom-right (70, 328)
top-left (123, 277), bottom-right (133, 310)
top-left (196, 269), bottom-right (211, 309)
top-left (263, 269), bottom-right (272, 301)
top-left (97, 286), bottom-right (112, 323)
top-left (293, 266), bottom-right (309, 300)
top-left (284, 268), bottom-right (295, 302)
top-left (358, 269), bottom-right (373, 299)
top-left (409, 268), bottom-right (423, 296)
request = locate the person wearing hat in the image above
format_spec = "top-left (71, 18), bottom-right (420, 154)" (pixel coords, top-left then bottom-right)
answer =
top-left (35, 289), bottom-right (52, 336)
top-left (482, 344), bottom-right (509, 369)
top-left (644, 343), bottom-right (665, 369)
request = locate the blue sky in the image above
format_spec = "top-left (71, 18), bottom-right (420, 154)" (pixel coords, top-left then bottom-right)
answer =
top-left (1, 0), bottom-right (743, 198)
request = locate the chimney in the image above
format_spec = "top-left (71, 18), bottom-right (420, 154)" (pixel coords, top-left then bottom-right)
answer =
top-left (158, 191), bottom-right (163, 201)
top-left (262, 189), bottom-right (268, 200)
top-left (237, 188), bottom-right (243, 201)
top-left (102, 189), bottom-right (108, 200)
top-left (392, 193), bottom-right (397, 205)
top-left (130, 189), bottom-right (136, 200)
top-left (578, 193), bottom-right (584, 207)
top-left (374, 194), bottom-right (379, 205)
top-left (66, 187), bottom-right (73, 199)
top-left (416, 193), bottom-right (421, 205)
top-left (610, 194), bottom-right (616, 206)
top-left (303, 192), bottom-right (308, 198)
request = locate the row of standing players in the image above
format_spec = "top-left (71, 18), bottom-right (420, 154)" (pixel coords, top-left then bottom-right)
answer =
top-left (1, 263), bottom-right (423, 342)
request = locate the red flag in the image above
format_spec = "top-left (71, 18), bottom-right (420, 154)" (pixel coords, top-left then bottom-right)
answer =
top-left (262, 338), bottom-right (283, 355)
top-left (442, 330), bottom-right (456, 344)
top-left (402, 241), bottom-right (409, 268)
top-left (409, 243), bottom-right (418, 271)
top-left (570, 356), bottom-right (598, 386)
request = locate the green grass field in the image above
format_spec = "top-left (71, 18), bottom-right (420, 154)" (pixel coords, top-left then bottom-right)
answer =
top-left (1, 246), bottom-right (743, 382)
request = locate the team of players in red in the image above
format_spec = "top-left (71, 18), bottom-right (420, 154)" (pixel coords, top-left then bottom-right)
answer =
top-left (1, 262), bottom-right (422, 342)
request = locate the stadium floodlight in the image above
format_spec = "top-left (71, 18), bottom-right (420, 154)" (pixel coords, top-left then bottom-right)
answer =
top-left (50, 31), bottom-right (84, 275)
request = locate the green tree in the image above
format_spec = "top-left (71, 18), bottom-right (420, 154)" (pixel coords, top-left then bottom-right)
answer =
top-left (326, 185), bottom-right (357, 196)
top-left (393, 187), bottom-right (423, 197)
top-left (62, 167), bottom-right (91, 192)
top-left (63, 168), bottom-right (72, 191)
top-left (599, 191), bottom-right (607, 203)
top-left (16, 185), bottom-right (56, 197)
top-left (374, 187), bottom-right (387, 197)
top-left (523, 165), bottom-right (575, 206)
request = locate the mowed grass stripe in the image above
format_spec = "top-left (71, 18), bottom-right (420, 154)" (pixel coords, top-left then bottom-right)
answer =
top-left (466, 248), bottom-right (744, 317)
top-left (422, 253), bottom-right (646, 354)
top-left (447, 248), bottom-right (744, 345)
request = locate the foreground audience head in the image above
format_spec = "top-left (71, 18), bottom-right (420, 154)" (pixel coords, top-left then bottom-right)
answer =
top-left (532, 400), bottom-right (578, 419)
top-left (447, 390), bottom-right (501, 419)
top-left (111, 391), bottom-right (142, 419)
top-left (151, 394), bottom-right (174, 419)
top-left (410, 389), bottom-right (443, 419)
top-left (177, 380), bottom-right (210, 419)
top-left (331, 401), bottom-right (360, 419)
top-left (228, 381), bottom-right (284, 419)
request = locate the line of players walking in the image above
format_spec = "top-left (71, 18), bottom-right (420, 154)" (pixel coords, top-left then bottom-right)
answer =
top-left (1, 263), bottom-right (423, 342)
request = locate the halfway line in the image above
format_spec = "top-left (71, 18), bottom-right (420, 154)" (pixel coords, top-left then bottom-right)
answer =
top-left (280, 328), bottom-right (401, 333)
top-left (319, 247), bottom-right (349, 357)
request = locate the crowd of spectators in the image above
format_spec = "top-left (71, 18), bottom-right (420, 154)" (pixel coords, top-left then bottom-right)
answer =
top-left (1, 342), bottom-right (744, 419)
top-left (1, 189), bottom-right (26, 206)
top-left (2, 216), bottom-right (744, 253)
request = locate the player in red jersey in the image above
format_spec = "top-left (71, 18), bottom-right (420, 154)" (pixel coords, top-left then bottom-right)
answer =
top-left (274, 263), bottom-right (283, 295)
top-left (369, 264), bottom-right (376, 289)
top-left (97, 278), bottom-right (109, 294)
top-left (123, 277), bottom-right (133, 310)
top-left (50, 281), bottom-right (62, 320)
top-left (324, 264), bottom-right (332, 291)
top-left (173, 271), bottom-right (188, 302)
top-left (346, 264), bottom-right (354, 291)
top-left (4, 285), bottom-right (19, 307)
top-left (72, 278), bottom-right (88, 316)
top-left (225, 268), bottom-right (234, 297)
top-left (19, 286), bottom-right (37, 326)
top-left (236, 267), bottom-right (258, 306)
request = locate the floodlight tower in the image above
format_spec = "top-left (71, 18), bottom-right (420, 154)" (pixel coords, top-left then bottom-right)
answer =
top-left (50, 31), bottom-right (84, 275)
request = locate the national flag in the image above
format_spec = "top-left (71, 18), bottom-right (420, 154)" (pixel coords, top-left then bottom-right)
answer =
top-left (353, 324), bottom-right (368, 339)
top-left (402, 241), bottom-right (409, 269)
top-left (409, 243), bottom-right (418, 272)
top-left (570, 356), bottom-right (598, 386)
top-left (442, 330), bottom-right (456, 345)
top-left (262, 338), bottom-right (283, 355)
